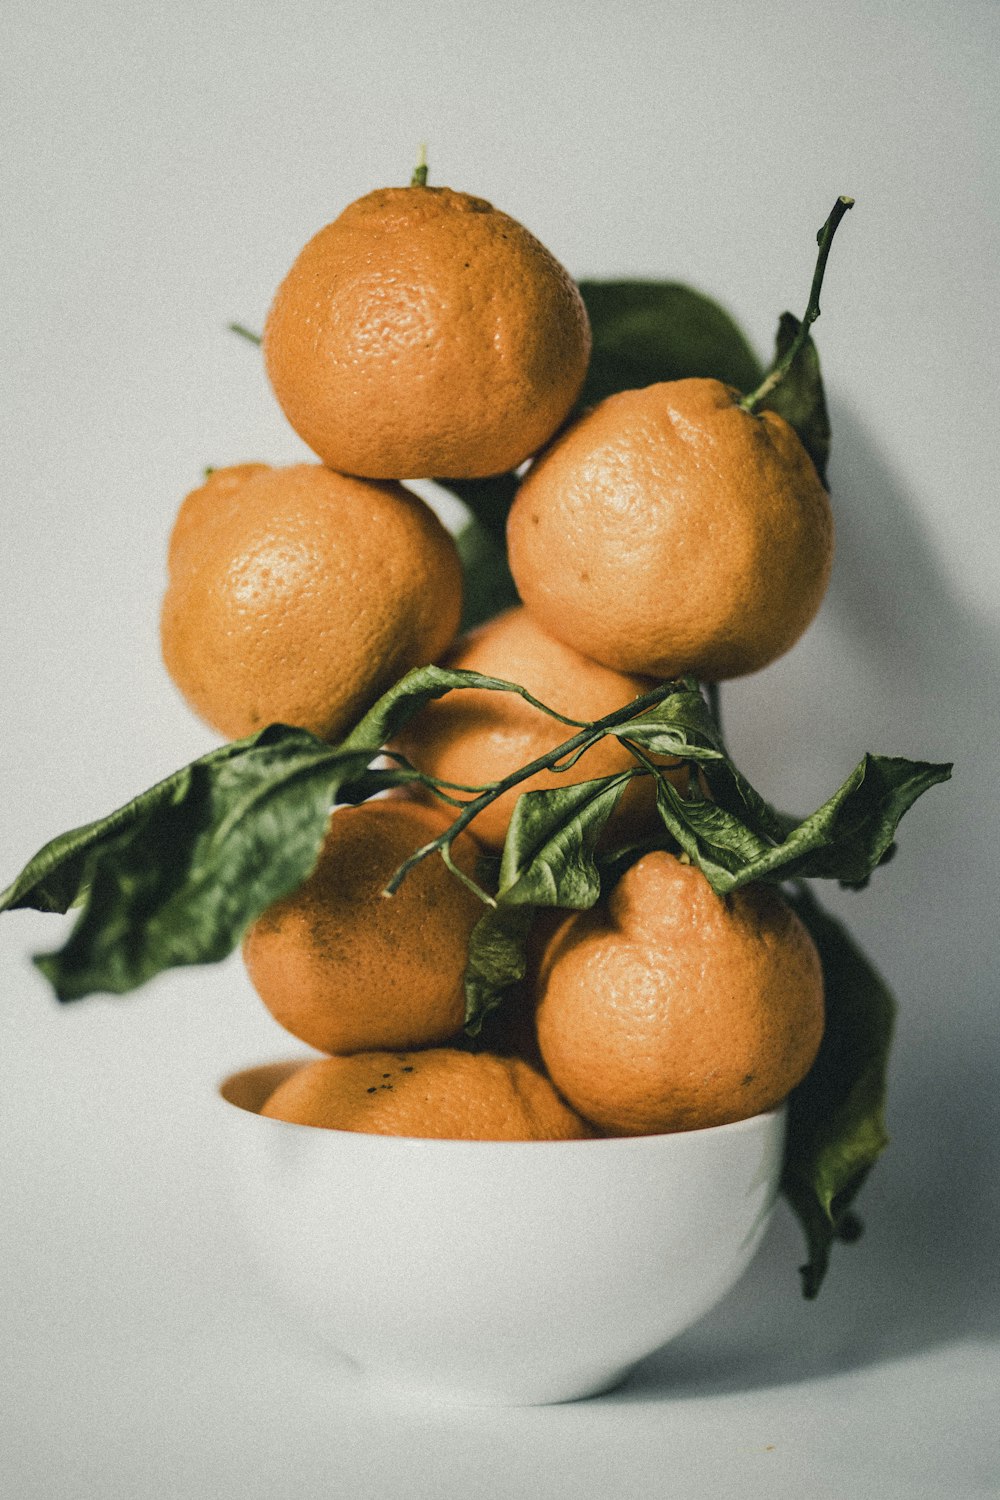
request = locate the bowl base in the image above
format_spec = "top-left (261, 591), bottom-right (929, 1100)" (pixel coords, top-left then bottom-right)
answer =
top-left (351, 1360), bottom-right (637, 1408)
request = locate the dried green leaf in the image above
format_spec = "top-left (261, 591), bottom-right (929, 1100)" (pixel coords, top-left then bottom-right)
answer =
top-left (781, 885), bottom-right (897, 1297)
top-left (578, 281), bottom-right (764, 406)
top-left (10, 728), bottom-right (374, 1000)
top-left (759, 311), bottom-right (831, 482)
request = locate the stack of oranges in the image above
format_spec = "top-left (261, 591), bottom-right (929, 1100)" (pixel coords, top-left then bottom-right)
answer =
top-left (160, 177), bottom-right (830, 1142)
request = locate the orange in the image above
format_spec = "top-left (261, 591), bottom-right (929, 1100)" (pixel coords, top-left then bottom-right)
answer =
top-left (242, 800), bottom-right (484, 1055)
top-left (534, 850), bottom-right (824, 1134)
top-left (506, 377), bottom-right (834, 681)
top-left (263, 186), bottom-right (591, 479)
top-left (394, 606), bottom-right (685, 851)
top-left (161, 462), bottom-right (462, 742)
top-left (260, 1047), bottom-right (592, 1141)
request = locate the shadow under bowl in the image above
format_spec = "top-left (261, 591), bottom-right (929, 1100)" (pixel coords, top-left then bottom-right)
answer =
top-left (218, 1060), bottom-right (785, 1406)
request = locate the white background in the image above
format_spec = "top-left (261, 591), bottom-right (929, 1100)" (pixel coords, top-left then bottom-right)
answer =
top-left (1, 2), bottom-right (997, 1495)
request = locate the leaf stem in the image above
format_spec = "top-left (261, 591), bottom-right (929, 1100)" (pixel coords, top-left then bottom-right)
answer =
top-left (382, 679), bottom-right (686, 897)
top-left (378, 750), bottom-right (502, 800)
top-left (441, 843), bottom-right (497, 908)
top-left (741, 196), bottom-right (854, 414)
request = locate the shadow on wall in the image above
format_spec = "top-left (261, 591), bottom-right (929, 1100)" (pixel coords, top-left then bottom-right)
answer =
top-left (616, 401), bottom-right (1000, 1399)
top-left (729, 394), bottom-right (995, 937)
top-left (826, 401), bottom-right (996, 723)
top-left (816, 399), bottom-right (996, 977)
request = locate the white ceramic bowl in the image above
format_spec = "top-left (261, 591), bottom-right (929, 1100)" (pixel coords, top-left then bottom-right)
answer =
top-left (218, 1061), bottom-right (785, 1406)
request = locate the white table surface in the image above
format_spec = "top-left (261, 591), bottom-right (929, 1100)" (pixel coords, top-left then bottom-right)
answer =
top-left (2, 3), bottom-right (997, 1495)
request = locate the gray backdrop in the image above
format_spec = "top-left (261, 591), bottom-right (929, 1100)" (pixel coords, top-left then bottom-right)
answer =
top-left (2, 2), bottom-right (997, 1496)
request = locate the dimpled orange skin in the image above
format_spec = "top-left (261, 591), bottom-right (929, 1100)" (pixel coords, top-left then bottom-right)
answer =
top-left (166, 462), bottom-right (271, 572)
top-left (507, 378), bottom-right (834, 681)
top-left (260, 1048), bottom-right (593, 1141)
top-left (394, 606), bottom-right (684, 851)
top-left (161, 463), bottom-right (462, 742)
top-left (242, 800), bottom-right (484, 1056)
top-left (262, 186), bottom-right (592, 480)
top-left (534, 851), bottom-right (824, 1135)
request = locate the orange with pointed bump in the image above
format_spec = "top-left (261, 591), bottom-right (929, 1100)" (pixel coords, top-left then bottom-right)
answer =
top-left (507, 377), bottom-right (834, 681)
top-left (535, 850), bottom-right (824, 1135)
top-left (263, 186), bottom-right (591, 479)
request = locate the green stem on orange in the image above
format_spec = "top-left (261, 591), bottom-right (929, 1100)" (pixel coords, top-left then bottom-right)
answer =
top-left (741, 195), bottom-right (855, 414)
top-left (411, 143), bottom-right (429, 187)
top-left (228, 322), bottom-right (262, 346)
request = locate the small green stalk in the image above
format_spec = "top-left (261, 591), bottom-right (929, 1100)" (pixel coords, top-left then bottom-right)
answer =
top-left (411, 143), bottom-right (429, 187)
top-left (228, 322), bottom-right (262, 346)
top-left (741, 195), bottom-right (854, 414)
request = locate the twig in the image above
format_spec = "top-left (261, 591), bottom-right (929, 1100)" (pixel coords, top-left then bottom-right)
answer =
top-left (741, 196), bottom-right (854, 413)
top-left (382, 679), bottom-right (687, 896)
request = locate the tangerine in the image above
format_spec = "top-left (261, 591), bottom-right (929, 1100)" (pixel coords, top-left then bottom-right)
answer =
top-left (161, 462), bottom-right (462, 741)
top-left (263, 186), bottom-right (591, 479)
top-left (534, 850), bottom-right (824, 1134)
top-left (507, 377), bottom-right (834, 681)
top-left (242, 800), bottom-right (484, 1055)
top-left (260, 1047), bottom-right (592, 1141)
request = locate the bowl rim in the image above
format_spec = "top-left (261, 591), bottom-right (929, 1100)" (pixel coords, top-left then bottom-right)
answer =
top-left (217, 1057), bottom-right (787, 1150)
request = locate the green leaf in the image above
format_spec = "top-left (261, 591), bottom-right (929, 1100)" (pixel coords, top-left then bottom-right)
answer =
top-left (463, 775), bottom-right (629, 1032)
top-left (342, 663), bottom-right (587, 760)
top-left (610, 679), bottom-right (725, 760)
top-left (727, 755), bottom-right (952, 892)
top-left (454, 517), bottom-right (519, 632)
top-left (696, 752), bottom-right (799, 846)
top-left (498, 776), bottom-right (630, 907)
top-left (463, 904), bottom-right (536, 1035)
top-left (652, 776), bottom-right (777, 889)
top-left (781, 885), bottom-right (897, 1298)
top-left (759, 311), bottom-right (831, 482)
top-left (0, 726), bottom-right (310, 912)
top-left (0, 737), bottom-right (254, 916)
top-left (648, 753), bottom-right (951, 897)
top-left (10, 727), bottom-right (376, 1000)
top-left (340, 665), bottom-right (473, 754)
top-left (611, 680), bottom-right (793, 851)
top-left (578, 280), bottom-right (764, 408)
top-left (615, 681), bottom-right (797, 848)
